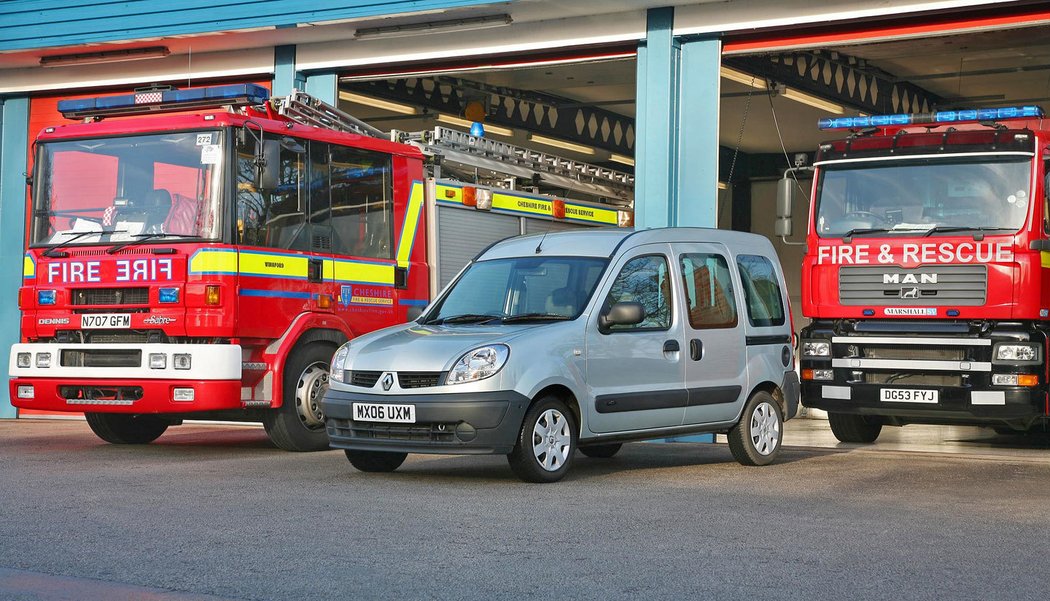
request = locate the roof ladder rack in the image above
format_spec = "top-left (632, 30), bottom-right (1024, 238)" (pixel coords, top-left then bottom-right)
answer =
top-left (271, 89), bottom-right (386, 139)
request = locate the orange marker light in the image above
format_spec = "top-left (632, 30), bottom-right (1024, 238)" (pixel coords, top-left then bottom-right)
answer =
top-left (317, 294), bottom-right (333, 309)
top-left (801, 368), bottom-right (815, 380)
top-left (205, 285), bottom-right (221, 306)
top-left (1018, 374), bottom-right (1039, 387)
top-left (462, 186), bottom-right (477, 207)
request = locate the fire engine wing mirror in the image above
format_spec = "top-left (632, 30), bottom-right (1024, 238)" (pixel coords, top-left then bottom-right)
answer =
top-left (775, 177), bottom-right (794, 237)
top-left (256, 139), bottom-right (281, 191)
top-left (598, 302), bottom-right (645, 333)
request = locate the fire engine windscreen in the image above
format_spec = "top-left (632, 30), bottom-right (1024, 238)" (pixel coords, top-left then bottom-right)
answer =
top-left (31, 130), bottom-right (225, 246)
top-left (814, 156), bottom-right (1032, 237)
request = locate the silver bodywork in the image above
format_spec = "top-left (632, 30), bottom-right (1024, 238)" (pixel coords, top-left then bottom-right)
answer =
top-left (325, 227), bottom-right (798, 445)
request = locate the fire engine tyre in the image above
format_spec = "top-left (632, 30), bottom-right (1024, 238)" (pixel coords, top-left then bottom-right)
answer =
top-left (579, 443), bottom-right (622, 458)
top-left (85, 413), bottom-right (168, 445)
top-left (507, 396), bottom-right (577, 483)
top-left (344, 450), bottom-right (408, 472)
top-left (728, 391), bottom-right (783, 466)
top-left (827, 412), bottom-right (883, 444)
top-left (264, 343), bottom-right (335, 452)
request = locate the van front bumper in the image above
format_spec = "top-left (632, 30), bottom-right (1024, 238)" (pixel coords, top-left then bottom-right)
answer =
top-left (322, 388), bottom-right (531, 455)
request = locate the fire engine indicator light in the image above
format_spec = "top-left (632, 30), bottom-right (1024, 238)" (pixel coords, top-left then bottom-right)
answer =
top-left (819, 105), bottom-right (1044, 130)
top-left (36, 353), bottom-right (51, 368)
top-left (205, 285), bottom-right (221, 306)
top-left (863, 309), bottom-right (875, 316)
top-left (38, 290), bottom-right (56, 305)
top-left (17, 385), bottom-right (34, 399)
top-left (17, 353), bottom-right (31, 368)
top-left (159, 288), bottom-right (179, 303)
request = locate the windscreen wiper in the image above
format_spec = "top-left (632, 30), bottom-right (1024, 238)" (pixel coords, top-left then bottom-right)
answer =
top-left (921, 226), bottom-right (1013, 238)
top-left (500, 313), bottom-right (573, 323)
top-left (839, 227), bottom-right (893, 241)
top-left (43, 230), bottom-right (123, 258)
top-left (107, 233), bottom-right (200, 254)
top-left (425, 313), bottom-right (505, 325)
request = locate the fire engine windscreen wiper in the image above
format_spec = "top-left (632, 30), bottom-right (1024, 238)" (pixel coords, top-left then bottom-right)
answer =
top-left (839, 227), bottom-right (893, 239)
top-left (106, 233), bottom-right (201, 254)
top-left (426, 313), bottom-right (505, 325)
top-left (500, 313), bottom-right (573, 323)
top-left (921, 226), bottom-right (1014, 237)
top-left (43, 230), bottom-right (125, 258)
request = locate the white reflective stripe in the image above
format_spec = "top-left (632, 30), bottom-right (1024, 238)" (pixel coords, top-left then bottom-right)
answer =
top-left (814, 151), bottom-right (1033, 167)
top-left (822, 385), bottom-right (851, 400)
top-left (831, 358), bottom-right (992, 372)
top-left (8, 343), bottom-right (241, 380)
top-left (971, 391), bottom-right (1007, 406)
top-left (831, 336), bottom-right (991, 346)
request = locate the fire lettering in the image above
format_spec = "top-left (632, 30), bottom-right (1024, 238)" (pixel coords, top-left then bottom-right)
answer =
top-left (818, 242), bottom-right (1012, 265)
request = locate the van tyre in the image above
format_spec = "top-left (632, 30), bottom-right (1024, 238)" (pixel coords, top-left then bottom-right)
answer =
top-left (345, 450), bottom-right (408, 472)
top-left (728, 391), bottom-right (783, 466)
top-left (264, 343), bottom-right (334, 452)
top-left (579, 443), bottom-right (622, 458)
top-left (828, 412), bottom-right (882, 443)
top-left (85, 413), bottom-right (168, 444)
top-left (508, 396), bottom-right (577, 483)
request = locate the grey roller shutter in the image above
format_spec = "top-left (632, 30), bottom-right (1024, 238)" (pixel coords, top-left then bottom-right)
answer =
top-left (523, 219), bottom-right (586, 235)
top-left (437, 206), bottom-right (520, 288)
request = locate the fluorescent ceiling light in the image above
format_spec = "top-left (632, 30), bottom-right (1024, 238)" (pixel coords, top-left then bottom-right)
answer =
top-left (717, 181), bottom-right (729, 190)
top-left (355, 14), bottom-right (512, 39)
top-left (436, 114), bottom-right (514, 137)
top-left (609, 153), bottom-right (635, 167)
top-left (528, 134), bottom-right (595, 155)
top-left (720, 66), bottom-right (766, 90)
top-left (781, 87), bottom-right (845, 114)
top-left (339, 91), bottom-right (418, 115)
top-left (40, 46), bottom-right (170, 67)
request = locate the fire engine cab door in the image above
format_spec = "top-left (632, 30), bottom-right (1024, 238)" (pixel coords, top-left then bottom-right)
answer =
top-left (585, 244), bottom-right (686, 434)
top-left (675, 244), bottom-right (748, 426)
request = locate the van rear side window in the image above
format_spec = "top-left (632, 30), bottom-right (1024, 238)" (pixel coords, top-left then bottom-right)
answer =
top-left (680, 254), bottom-right (737, 329)
top-left (737, 255), bottom-right (785, 327)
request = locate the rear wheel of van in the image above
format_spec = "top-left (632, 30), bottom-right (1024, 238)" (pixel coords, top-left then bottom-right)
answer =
top-left (85, 413), bottom-right (168, 444)
top-left (827, 412), bottom-right (882, 443)
top-left (728, 391), bottom-right (783, 466)
top-left (264, 343), bottom-right (334, 452)
top-left (579, 443), bottom-right (622, 458)
top-left (345, 450), bottom-right (408, 472)
top-left (508, 396), bottom-right (577, 483)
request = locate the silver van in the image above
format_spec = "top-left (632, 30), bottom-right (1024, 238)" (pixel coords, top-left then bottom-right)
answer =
top-left (322, 228), bottom-right (799, 482)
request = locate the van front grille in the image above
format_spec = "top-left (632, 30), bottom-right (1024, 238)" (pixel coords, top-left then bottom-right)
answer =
top-left (349, 371), bottom-right (382, 388)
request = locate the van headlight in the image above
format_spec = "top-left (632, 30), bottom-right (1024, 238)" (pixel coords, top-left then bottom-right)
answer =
top-left (330, 344), bottom-right (351, 383)
top-left (446, 345), bottom-right (509, 385)
top-left (802, 340), bottom-right (831, 357)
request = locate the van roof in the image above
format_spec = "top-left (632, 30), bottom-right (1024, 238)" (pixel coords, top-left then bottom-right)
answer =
top-left (478, 227), bottom-right (776, 260)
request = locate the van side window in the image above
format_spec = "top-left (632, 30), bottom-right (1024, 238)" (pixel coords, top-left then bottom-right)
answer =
top-left (737, 254), bottom-right (786, 327)
top-left (680, 254), bottom-right (737, 329)
top-left (603, 255), bottom-right (671, 331)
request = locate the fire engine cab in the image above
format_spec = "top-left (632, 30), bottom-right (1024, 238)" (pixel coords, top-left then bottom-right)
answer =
top-left (781, 105), bottom-right (1050, 442)
top-left (7, 83), bottom-right (632, 451)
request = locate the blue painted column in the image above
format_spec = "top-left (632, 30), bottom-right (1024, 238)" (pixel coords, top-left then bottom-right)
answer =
top-left (0, 98), bottom-right (29, 418)
top-left (675, 37), bottom-right (721, 227)
top-left (305, 73), bottom-right (338, 106)
top-left (272, 45), bottom-right (303, 97)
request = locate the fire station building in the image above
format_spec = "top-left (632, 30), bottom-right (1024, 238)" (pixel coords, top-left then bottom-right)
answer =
top-left (2, 0), bottom-right (1049, 416)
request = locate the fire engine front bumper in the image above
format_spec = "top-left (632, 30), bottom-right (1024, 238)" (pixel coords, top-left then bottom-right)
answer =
top-left (9, 343), bottom-right (243, 413)
top-left (801, 382), bottom-right (1045, 429)
top-left (322, 388), bottom-right (531, 455)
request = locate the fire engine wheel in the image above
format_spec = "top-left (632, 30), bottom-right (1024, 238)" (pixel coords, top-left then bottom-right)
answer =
top-left (827, 412), bottom-right (883, 444)
top-left (728, 390), bottom-right (783, 466)
top-left (264, 343), bottom-right (335, 452)
top-left (85, 413), bottom-right (168, 445)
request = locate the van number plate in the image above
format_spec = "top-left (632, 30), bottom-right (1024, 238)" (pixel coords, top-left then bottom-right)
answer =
top-left (880, 388), bottom-right (938, 403)
top-left (353, 403), bottom-right (416, 423)
top-left (81, 313), bottom-right (131, 329)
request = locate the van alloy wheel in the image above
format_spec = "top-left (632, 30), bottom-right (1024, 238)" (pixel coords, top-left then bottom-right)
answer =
top-left (749, 401), bottom-right (781, 456)
top-left (532, 408), bottom-right (572, 471)
top-left (508, 396), bottom-right (577, 483)
top-left (728, 390), bottom-right (783, 466)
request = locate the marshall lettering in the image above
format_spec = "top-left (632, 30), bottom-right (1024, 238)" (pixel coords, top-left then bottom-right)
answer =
top-left (46, 258), bottom-right (173, 283)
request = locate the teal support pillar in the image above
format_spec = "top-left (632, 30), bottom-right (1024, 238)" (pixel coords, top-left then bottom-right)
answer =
top-left (305, 73), bottom-right (338, 106)
top-left (0, 98), bottom-right (29, 418)
top-left (635, 8), bottom-right (722, 229)
top-left (272, 45), bottom-right (303, 97)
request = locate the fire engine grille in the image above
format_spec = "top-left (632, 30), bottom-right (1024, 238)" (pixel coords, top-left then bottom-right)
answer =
top-left (398, 372), bottom-right (445, 389)
top-left (327, 418), bottom-right (456, 443)
top-left (71, 287), bottom-right (149, 306)
top-left (862, 373), bottom-right (964, 386)
top-left (61, 349), bottom-right (141, 368)
top-left (859, 347), bottom-right (967, 361)
top-left (839, 265), bottom-right (986, 306)
top-left (349, 371), bottom-right (382, 388)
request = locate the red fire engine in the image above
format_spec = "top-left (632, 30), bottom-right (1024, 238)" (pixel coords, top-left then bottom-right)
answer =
top-left (783, 105), bottom-right (1050, 442)
top-left (8, 84), bottom-right (633, 451)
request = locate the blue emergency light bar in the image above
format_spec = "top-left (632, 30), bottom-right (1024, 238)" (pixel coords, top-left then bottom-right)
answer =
top-left (818, 105), bottom-right (1044, 130)
top-left (58, 83), bottom-right (271, 120)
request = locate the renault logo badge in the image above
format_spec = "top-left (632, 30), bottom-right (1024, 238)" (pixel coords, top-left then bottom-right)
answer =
top-left (381, 373), bottom-right (394, 391)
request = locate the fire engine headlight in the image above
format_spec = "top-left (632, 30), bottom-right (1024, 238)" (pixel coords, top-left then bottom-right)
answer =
top-left (36, 353), bottom-right (52, 368)
top-left (17, 352), bottom-right (31, 369)
top-left (446, 345), bottom-right (509, 385)
top-left (173, 354), bottom-right (192, 370)
top-left (149, 353), bottom-right (167, 369)
top-left (330, 344), bottom-right (350, 383)
top-left (802, 340), bottom-right (831, 357)
top-left (994, 343), bottom-right (1042, 364)
top-left (38, 290), bottom-right (56, 305)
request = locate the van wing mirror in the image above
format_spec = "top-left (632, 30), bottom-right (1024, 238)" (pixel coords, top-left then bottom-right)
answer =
top-left (599, 301), bottom-right (645, 332)
top-left (256, 139), bottom-right (280, 191)
top-left (775, 177), bottom-right (794, 237)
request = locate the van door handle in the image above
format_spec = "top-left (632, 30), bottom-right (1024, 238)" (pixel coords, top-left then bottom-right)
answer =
top-left (690, 339), bottom-right (702, 361)
top-left (663, 340), bottom-right (680, 353)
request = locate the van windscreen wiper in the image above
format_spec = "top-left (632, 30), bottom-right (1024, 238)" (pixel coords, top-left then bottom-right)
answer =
top-left (426, 313), bottom-right (504, 325)
top-left (500, 313), bottom-right (573, 323)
